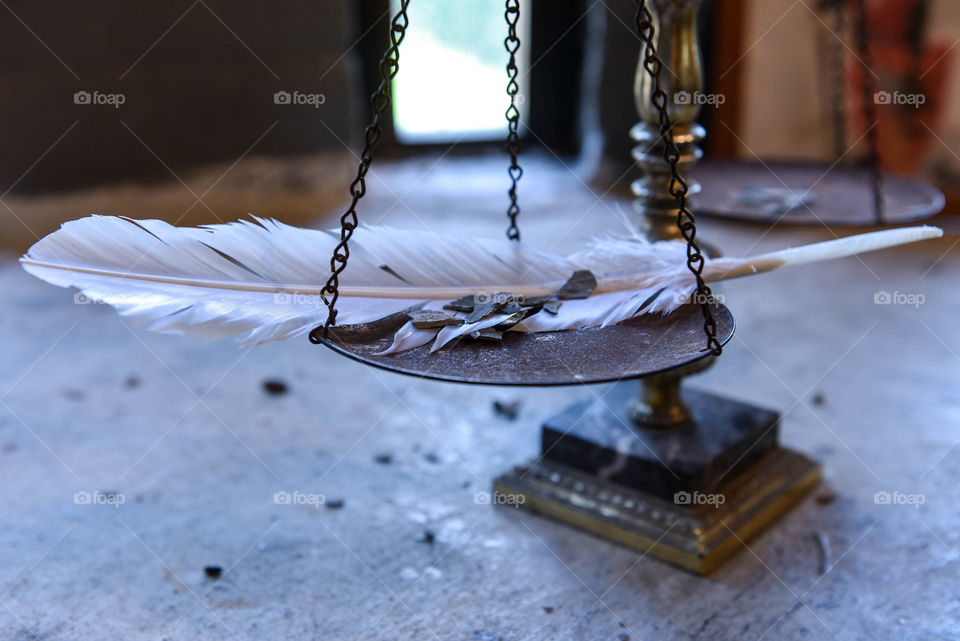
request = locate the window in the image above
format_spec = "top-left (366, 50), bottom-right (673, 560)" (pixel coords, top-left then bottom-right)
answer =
top-left (390, 0), bottom-right (531, 144)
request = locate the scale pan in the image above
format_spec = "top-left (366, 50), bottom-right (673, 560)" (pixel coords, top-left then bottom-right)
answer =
top-left (692, 159), bottom-right (944, 226)
top-left (318, 303), bottom-right (734, 386)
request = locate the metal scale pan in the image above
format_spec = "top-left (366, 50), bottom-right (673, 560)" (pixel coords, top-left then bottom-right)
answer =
top-left (692, 159), bottom-right (945, 226)
top-left (318, 303), bottom-right (734, 386)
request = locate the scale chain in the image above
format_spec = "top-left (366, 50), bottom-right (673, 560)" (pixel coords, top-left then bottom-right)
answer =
top-left (634, 0), bottom-right (722, 356)
top-left (504, 0), bottom-right (523, 242)
top-left (822, 0), bottom-right (848, 160)
top-left (853, 0), bottom-right (885, 224)
top-left (311, 1), bottom-right (411, 343)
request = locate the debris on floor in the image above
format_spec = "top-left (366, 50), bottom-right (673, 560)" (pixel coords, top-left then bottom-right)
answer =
top-left (261, 378), bottom-right (289, 396)
top-left (493, 399), bottom-right (521, 420)
top-left (815, 486), bottom-right (838, 506)
top-left (813, 531), bottom-right (832, 575)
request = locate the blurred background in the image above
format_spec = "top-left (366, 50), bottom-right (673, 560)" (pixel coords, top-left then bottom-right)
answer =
top-left (2, 4), bottom-right (960, 638)
top-left (0, 0), bottom-right (957, 251)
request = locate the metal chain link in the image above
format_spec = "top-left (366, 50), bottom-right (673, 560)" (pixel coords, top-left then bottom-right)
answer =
top-left (634, 0), bottom-right (722, 356)
top-left (504, 0), bottom-right (522, 242)
top-left (853, 0), bottom-right (885, 224)
top-left (822, 0), bottom-right (848, 160)
top-left (310, 1), bottom-right (411, 343)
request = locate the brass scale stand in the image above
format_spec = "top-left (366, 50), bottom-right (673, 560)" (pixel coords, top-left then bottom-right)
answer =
top-left (314, 0), bottom-right (821, 574)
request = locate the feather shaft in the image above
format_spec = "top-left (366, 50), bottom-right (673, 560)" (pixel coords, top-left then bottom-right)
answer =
top-left (18, 258), bottom-right (571, 299)
top-left (702, 226), bottom-right (943, 283)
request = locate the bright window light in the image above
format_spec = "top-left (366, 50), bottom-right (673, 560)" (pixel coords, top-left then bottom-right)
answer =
top-left (390, 0), bottom-right (531, 144)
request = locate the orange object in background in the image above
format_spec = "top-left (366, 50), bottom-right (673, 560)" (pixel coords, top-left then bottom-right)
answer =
top-left (848, 0), bottom-right (953, 176)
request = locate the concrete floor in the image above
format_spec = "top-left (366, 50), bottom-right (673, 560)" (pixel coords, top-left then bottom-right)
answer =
top-left (1, 155), bottom-right (959, 640)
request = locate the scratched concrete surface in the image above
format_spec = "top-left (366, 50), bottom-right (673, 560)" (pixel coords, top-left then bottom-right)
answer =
top-left (1, 155), bottom-right (958, 640)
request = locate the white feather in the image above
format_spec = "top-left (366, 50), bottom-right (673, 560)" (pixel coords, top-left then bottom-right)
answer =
top-left (432, 312), bottom-right (517, 353)
top-left (20, 215), bottom-right (943, 353)
top-left (374, 321), bottom-right (439, 356)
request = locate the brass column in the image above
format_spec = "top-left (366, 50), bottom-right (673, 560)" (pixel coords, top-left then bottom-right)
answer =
top-left (631, 0), bottom-right (705, 241)
top-left (627, 357), bottom-right (713, 429)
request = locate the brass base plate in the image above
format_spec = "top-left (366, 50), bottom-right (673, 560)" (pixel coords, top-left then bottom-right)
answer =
top-left (494, 447), bottom-right (821, 574)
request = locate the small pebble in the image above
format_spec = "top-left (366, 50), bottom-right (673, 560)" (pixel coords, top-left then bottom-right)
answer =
top-left (542, 606), bottom-right (554, 614)
top-left (443, 295), bottom-right (476, 313)
top-left (374, 453), bottom-right (393, 465)
top-left (124, 375), bottom-right (140, 389)
top-left (204, 566), bottom-right (223, 580)
top-left (408, 310), bottom-right (464, 329)
top-left (262, 379), bottom-right (289, 396)
top-left (470, 328), bottom-right (503, 342)
top-left (418, 530), bottom-right (435, 545)
top-left (465, 300), bottom-right (500, 323)
top-left (812, 392), bottom-right (826, 406)
top-left (325, 499), bottom-right (344, 510)
top-left (423, 452), bottom-right (440, 464)
top-left (557, 270), bottom-right (597, 299)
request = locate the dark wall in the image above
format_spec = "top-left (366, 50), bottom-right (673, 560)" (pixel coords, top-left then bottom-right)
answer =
top-left (595, 0), bottom-right (643, 170)
top-left (528, 0), bottom-right (588, 152)
top-left (0, 1), bottom-right (362, 193)
top-left (594, 1), bottom-right (726, 176)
